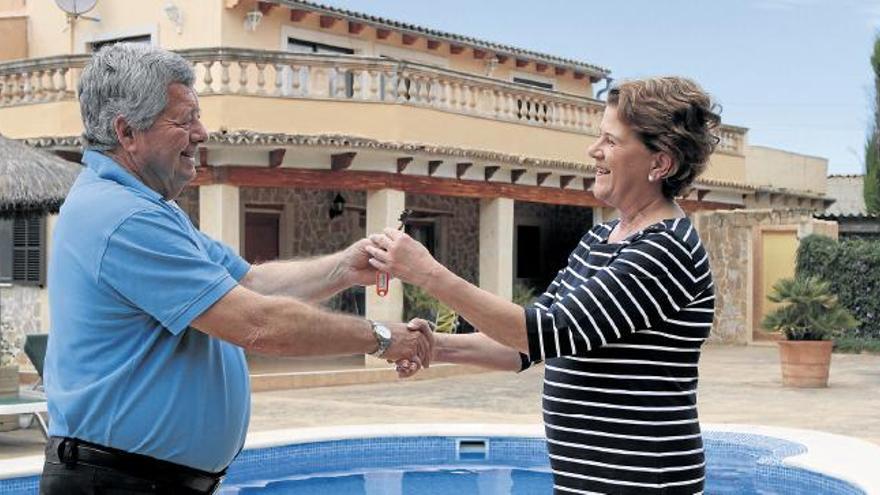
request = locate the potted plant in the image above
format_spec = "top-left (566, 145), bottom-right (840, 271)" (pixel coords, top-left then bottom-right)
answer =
top-left (761, 275), bottom-right (859, 388)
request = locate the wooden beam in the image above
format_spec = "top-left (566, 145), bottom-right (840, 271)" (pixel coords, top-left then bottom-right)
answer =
top-left (289, 9), bottom-right (308, 21)
top-left (396, 157), bottom-right (413, 174)
top-left (428, 160), bottom-right (443, 176)
top-left (268, 148), bottom-right (285, 168)
top-left (535, 63), bottom-right (548, 72)
top-left (472, 49), bottom-right (486, 59)
top-left (589, 75), bottom-right (602, 83)
top-left (456, 162), bottom-right (472, 179)
top-left (199, 148), bottom-right (209, 167)
top-left (348, 21), bottom-right (365, 35)
top-left (495, 54), bottom-right (509, 64)
top-left (583, 178), bottom-right (595, 190)
top-left (573, 72), bottom-right (586, 80)
top-left (510, 169), bottom-right (526, 184)
top-left (559, 175), bottom-right (575, 189)
top-left (697, 189), bottom-right (710, 201)
top-left (191, 166), bottom-right (606, 208)
top-left (402, 33), bottom-right (418, 45)
top-left (257, 1), bottom-right (274, 15)
top-left (376, 28), bottom-right (392, 39)
top-left (536, 172), bottom-right (551, 186)
top-left (427, 39), bottom-right (441, 50)
top-left (331, 152), bottom-right (356, 171)
top-left (319, 15), bottom-right (338, 29)
top-left (554, 67), bottom-right (567, 76)
top-left (484, 166), bottom-right (499, 181)
top-left (515, 59), bottom-right (529, 68)
top-left (449, 44), bottom-right (465, 55)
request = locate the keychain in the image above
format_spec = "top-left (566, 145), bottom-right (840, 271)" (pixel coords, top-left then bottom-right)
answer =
top-left (376, 209), bottom-right (412, 297)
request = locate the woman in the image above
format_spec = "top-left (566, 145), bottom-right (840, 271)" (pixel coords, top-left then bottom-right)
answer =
top-left (368, 76), bottom-right (720, 494)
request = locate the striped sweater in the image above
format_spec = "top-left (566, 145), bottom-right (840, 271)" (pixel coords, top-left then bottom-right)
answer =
top-left (525, 218), bottom-right (714, 495)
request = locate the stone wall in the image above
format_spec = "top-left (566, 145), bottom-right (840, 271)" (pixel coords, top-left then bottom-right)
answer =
top-left (406, 195), bottom-right (479, 285)
top-left (692, 209), bottom-right (837, 344)
top-left (0, 285), bottom-right (42, 336)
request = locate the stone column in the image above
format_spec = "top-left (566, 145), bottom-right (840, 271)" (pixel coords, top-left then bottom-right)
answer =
top-left (479, 197), bottom-right (514, 300)
top-left (364, 189), bottom-right (405, 367)
top-left (199, 184), bottom-right (241, 254)
top-left (39, 214), bottom-right (58, 332)
top-left (592, 206), bottom-right (617, 226)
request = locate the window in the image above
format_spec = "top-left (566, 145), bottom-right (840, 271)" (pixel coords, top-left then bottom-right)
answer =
top-left (0, 216), bottom-right (45, 285)
top-left (89, 34), bottom-right (152, 52)
top-left (513, 77), bottom-right (554, 90)
top-left (287, 38), bottom-right (354, 55)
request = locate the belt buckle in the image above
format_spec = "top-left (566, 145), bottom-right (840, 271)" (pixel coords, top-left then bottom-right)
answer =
top-left (209, 475), bottom-right (225, 494)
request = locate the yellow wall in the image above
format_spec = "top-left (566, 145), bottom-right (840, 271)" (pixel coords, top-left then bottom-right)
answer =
top-left (703, 150), bottom-right (747, 184)
top-left (23, 0), bottom-right (223, 56)
top-left (746, 145), bottom-right (827, 194)
top-left (0, 15), bottom-right (26, 61)
top-left (219, 3), bottom-right (594, 97)
top-left (760, 229), bottom-right (798, 322)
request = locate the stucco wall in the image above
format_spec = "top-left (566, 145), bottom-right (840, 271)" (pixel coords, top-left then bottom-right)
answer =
top-left (745, 145), bottom-right (828, 194)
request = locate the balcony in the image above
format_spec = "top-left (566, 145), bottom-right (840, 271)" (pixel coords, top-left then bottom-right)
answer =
top-left (0, 48), bottom-right (746, 161)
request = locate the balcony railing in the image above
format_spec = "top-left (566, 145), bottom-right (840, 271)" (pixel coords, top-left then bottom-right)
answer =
top-left (0, 48), bottom-right (745, 155)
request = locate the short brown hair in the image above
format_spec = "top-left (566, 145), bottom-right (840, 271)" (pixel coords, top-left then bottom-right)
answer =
top-left (607, 77), bottom-right (721, 199)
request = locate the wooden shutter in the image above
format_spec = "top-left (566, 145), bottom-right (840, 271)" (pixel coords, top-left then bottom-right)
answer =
top-left (12, 216), bottom-right (44, 285)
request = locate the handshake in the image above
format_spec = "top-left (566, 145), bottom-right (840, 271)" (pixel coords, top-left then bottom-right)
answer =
top-left (374, 318), bottom-right (436, 379)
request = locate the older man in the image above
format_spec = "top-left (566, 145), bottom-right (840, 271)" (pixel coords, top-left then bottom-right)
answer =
top-left (40, 43), bottom-right (431, 494)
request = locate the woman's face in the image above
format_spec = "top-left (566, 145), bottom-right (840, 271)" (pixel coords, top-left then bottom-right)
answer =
top-left (587, 105), bottom-right (660, 209)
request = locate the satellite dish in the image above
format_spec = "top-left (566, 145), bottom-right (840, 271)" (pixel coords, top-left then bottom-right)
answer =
top-left (54, 0), bottom-right (98, 16)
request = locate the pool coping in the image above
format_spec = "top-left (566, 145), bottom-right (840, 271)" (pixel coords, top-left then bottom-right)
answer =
top-left (1, 422), bottom-right (878, 493)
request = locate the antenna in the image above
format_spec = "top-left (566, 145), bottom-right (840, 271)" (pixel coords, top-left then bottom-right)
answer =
top-left (54, 0), bottom-right (98, 18)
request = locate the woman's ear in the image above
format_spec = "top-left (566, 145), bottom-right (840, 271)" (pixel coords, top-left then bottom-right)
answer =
top-left (652, 152), bottom-right (677, 180)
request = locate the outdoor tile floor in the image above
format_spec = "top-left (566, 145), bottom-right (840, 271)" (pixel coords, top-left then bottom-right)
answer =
top-left (0, 344), bottom-right (877, 461)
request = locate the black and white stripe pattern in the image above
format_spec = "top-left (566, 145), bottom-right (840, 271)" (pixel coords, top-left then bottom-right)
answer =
top-left (525, 218), bottom-right (714, 494)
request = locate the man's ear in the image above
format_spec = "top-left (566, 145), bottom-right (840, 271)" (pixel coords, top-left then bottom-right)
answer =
top-left (112, 116), bottom-right (137, 152)
top-left (652, 152), bottom-right (678, 180)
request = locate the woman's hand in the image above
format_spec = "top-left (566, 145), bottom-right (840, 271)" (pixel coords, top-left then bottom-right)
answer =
top-left (366, 228), bottom-right (442, 288)
top-left (394, 318), bottom-right (437, 379)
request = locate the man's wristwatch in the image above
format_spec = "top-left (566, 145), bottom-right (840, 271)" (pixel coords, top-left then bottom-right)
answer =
top-left (367, 319), bottom-right (392, 357)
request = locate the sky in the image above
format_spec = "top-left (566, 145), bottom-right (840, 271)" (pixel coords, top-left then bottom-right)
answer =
top-left (323, 0), bottom-right (879, 176)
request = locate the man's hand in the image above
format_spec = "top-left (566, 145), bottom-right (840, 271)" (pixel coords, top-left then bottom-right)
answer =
top-left (335, 238), bottom-right (380, 287)
top-left (394, 319), bottom-right (435, 379)
top-left (381, 319), bottom-right (434, 370)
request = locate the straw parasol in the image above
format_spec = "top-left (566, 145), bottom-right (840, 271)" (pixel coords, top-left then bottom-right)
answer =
top-left (0, 134), bottom-right (82, 219)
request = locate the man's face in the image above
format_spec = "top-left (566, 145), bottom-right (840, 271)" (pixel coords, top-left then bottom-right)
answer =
top-left (129, 83), bottom-right (206, 200)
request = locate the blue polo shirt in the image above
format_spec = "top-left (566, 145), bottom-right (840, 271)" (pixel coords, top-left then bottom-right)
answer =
top-left (45, 150), bottom-right (251, 473)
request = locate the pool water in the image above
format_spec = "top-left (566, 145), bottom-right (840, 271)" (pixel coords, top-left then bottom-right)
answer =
top-left (218, 433), bottom-right (865, 495)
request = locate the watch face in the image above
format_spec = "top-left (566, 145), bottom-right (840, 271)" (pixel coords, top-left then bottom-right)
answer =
top-left (377, 325), bottom-right (392, 339)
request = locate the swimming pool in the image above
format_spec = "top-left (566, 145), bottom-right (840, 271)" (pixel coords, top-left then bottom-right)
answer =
top-left (0, 424), bottom-right (877, 493)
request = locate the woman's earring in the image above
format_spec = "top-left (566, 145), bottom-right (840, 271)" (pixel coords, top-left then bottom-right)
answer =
top-left (647, 174), bottom-right (654, 182)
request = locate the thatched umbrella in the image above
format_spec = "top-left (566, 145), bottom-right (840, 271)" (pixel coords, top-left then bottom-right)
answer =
top-left (0, 135), bottom-right (82, 219)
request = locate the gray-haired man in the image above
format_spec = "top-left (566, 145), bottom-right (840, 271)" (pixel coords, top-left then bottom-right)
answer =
top-left (41, 43), bottom-right (431, 494)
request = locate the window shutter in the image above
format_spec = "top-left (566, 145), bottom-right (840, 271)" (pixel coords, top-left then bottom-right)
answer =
top-left (12, 216), bottom-right (44, 285)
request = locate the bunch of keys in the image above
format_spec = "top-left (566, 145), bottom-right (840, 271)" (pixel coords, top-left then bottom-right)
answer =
top-left (376, 209), bottom-right (412, 297)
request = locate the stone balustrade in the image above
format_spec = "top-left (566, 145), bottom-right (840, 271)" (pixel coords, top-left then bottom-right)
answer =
top-left (0, 48), bottom-right (746, 154)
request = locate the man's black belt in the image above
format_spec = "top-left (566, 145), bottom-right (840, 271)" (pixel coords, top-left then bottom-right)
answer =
top-left (47, 437), bottom-right (226, 494)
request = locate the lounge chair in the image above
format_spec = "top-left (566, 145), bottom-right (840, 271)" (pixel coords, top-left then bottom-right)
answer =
top-left (0, 334), bottom-right (49, 438)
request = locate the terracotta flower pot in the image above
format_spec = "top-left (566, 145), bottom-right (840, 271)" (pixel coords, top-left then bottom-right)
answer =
top-left (777, 340), bottom-right (833, 388)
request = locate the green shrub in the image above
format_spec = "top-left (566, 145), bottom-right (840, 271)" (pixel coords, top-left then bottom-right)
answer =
top-left (797, 235), bottom-right (880, 339)
top-left (761, 276), bottom-right (859, 340)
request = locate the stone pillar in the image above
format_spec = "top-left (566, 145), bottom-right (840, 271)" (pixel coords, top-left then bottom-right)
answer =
top-left (479, 197), bottom-right (514, 300)
top-left (365, 188), bottom-right (405, 323)
top-left (199, 184), bottom-right (241, 254)
top-left (39, 214), bottom-right (58, 332)
top-left (592, 206), bottom-right (617, 226)
top-left (364, 189), bottom-right (405, 368)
